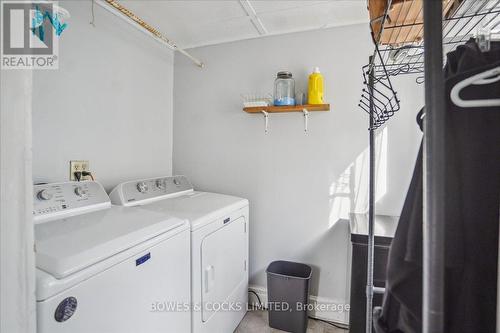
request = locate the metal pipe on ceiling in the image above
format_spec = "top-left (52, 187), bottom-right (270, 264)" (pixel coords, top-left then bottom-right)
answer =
top-left (95, 0), bottom-right (204, 68)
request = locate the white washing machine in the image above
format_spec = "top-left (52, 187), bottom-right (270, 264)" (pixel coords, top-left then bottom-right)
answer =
top-left (34, 181), bottom-right (191, 333)
top-left (109, 176), bottom-right (249, 333)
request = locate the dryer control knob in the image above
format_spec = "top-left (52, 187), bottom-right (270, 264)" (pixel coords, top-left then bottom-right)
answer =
top-left (173, 178), bottom-right (180, 186)
top-left (37, 189), bottom-right (53, 201)
top-left (137, 182), bottom-right (148, 193)
top-left (74, 186), bottom-right (88, 197)
top-left (156, 179), bottom-right (166, 190)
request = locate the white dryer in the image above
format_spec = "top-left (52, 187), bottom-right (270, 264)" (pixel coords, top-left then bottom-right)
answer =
top-left (34, 181), bottom-right (191, 333)
top-left (109, 176), bottom-right (249, 333)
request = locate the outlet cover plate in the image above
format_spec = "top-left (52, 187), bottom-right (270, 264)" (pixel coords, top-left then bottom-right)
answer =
top-left (69, 160), bottom-right (90, 181)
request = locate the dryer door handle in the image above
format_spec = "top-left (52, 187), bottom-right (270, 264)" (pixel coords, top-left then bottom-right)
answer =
top-left (204, 265), bottom-right (215, 293)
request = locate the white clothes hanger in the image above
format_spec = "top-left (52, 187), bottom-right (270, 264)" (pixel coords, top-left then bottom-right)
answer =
top-left (450, 66), bottom-right (500, 108)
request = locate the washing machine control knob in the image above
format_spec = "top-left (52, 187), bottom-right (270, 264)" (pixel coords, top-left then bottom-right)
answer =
top-left (156, 179), bottom-right (166, 190)
top-left (137, 182), bottom-right (148, 193)
top-left (74, 186), bottom-right (88, 197)
top-left (37, 189), bottom-right (53, 201)
top-left (173, 178), bottom-right (180, 186)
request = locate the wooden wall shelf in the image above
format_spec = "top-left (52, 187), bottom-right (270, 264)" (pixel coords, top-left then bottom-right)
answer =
top-left (243, 104), bottom-right (330, 113)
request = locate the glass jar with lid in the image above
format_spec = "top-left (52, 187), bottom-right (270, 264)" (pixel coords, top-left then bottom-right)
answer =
top-left (273, 71), bottom-right (295, 106)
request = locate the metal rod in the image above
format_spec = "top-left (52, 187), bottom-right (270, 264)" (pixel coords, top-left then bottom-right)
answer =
top-left (365, 56), bottom-right (376, 333)
top-left (95, 0), bottom-right (204, 68)
top-left (365, 2), bottom-right (395, 330)
top-left (422, 1), bottom-right (446, 332)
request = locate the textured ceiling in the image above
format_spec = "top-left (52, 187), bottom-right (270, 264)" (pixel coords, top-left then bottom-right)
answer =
top-left (119, 0), bottom-right (369, 49)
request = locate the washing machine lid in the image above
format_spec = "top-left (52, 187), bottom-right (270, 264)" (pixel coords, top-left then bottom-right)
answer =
top-left (35, 206), bottom-right (187, 279)
top-left (139, 191), bottom-right (248, 230)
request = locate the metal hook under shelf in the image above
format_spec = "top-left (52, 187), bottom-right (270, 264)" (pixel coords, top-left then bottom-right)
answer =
top-left (302, 108), bottom-right (310, 133)
top-left (261, 110), bottom-right (269, 134)
top-left (250, 106), bottom-right (328, 133)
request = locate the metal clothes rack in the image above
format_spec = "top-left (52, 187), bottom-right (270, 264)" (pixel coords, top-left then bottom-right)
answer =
top-left (360, 1), bottom-right (500, 332)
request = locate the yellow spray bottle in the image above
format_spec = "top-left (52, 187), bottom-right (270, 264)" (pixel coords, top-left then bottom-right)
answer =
top-left (307, 67), bottom-right (324, 105)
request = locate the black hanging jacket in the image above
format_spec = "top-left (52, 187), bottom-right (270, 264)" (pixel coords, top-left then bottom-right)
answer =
top-left (374, 40), bottom-right (500, 333)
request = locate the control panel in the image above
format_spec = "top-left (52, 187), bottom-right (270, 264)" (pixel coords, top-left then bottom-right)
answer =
top-left (33, 181), bottom-right (111, 223)
top-left (109, 176), bottom-right (193, 206)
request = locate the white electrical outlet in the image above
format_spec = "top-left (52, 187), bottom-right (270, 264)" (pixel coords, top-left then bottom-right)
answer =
top-left (69, 160), bottom-right (90, 181)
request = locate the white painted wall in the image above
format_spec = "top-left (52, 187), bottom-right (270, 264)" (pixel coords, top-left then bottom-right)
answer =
top-left (1, 70), bottom-right (36, 333)
top-left (173, 24), bottom-right (423, 321)
top-left (32, 1), bottom-right (174, 191)
top-left (375, 75), bottom-right (424, 216)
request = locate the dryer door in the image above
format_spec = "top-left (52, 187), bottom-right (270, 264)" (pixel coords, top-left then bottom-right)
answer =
top-left (201, 216), bottom-right (247, 322)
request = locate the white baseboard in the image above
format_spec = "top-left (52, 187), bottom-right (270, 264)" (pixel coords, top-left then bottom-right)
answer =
top-left (248, 285), bottom-right (349, 326)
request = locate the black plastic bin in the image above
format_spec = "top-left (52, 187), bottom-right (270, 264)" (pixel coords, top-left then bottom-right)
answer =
top-left (266, 260), bottom-right (312, 333)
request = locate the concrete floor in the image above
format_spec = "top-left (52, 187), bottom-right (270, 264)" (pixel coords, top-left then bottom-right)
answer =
top-left (235, 310), bottom-right (348, 333)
